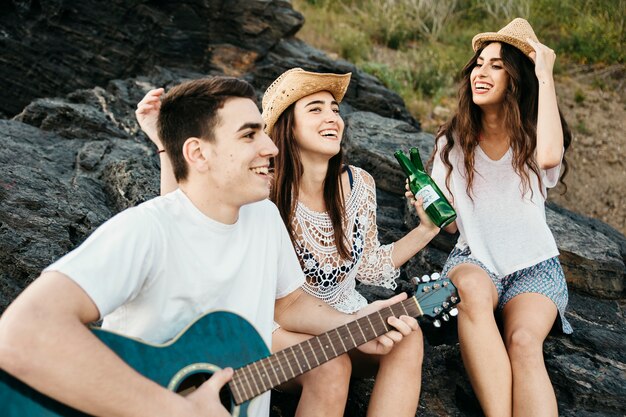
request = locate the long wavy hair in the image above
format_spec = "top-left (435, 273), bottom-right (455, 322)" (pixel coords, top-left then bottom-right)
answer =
top-left (431, 42), bottom-right (571, 199)
top-left (269, 103), bottom-right (350, 259)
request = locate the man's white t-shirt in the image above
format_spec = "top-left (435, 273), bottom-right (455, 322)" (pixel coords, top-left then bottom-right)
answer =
top-left (431, 136), bottom-right (561, 277)
top-left (46, 189), bottom-right (305, 417)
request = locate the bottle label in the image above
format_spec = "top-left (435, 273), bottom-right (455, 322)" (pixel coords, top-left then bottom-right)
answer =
top-left (416, 185), bottom-right (440, 209)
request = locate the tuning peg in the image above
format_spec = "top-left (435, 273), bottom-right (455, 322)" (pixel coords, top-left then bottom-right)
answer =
top-left (442, 313), bottom-right (450, 322)
top-left (433, 319), bottom-right (442, 328)
top-left (450, 296), bottom-right (459, 303)
top-left (422, 285), bottom-right (431, 292)
top-left (433, 307), bottom-right (442, 314)
top-left (421, 274), bottom-right (431, 283)
top-left (431, 272), bottom-right (441, 280)
top-left (442, 301), bottom-right (449, 308)
top-left (433, 283), bottom-right (441, 289)
top-left (449, 308), bottom-right (458, 317)
top-left (411, 276), bottom-right (420, 285)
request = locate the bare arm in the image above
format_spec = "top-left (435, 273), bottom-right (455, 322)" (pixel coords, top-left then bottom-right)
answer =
top-left (275, 288), bottom-right (418, 355)
top-left (352, 170), bottom-right (438, 285)
top-left (0, 272), bottom-right (230, 417)
top-left (274, 288), bottom-right (350, 334)
top-left (443, 222), bottom-right (458, 234)
top-left (136, 88), bottom-right (178, 195)
top-left (391, 196), bottom-right (440, 267)
top-left (528, 38), bottom-right (564, 169)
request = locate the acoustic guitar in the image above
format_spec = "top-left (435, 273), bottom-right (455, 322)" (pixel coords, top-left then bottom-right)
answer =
top-left (0, 276), bottom-right (458, 416)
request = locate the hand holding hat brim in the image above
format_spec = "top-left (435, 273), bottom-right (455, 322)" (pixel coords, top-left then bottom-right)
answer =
top-left (526, 37), bottom-right (556, 82)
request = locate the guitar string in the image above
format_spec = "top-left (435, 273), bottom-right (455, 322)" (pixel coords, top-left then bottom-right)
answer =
top-left (233, 291), bottom-right (450, 401)
top-left (232, 313), bottom-right (378, 400)
top-left (234, 300), bottom-right (421, 398)
top-left (232, 286), bottom-right (455, 400)
top-left (233, 303), bottom-right (397, 398)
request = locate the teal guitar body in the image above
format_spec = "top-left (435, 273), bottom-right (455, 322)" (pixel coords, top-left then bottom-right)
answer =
top-left (0, 277), bottom-right (459, 416)
top-left (0, 311), bottom-right (269, 417)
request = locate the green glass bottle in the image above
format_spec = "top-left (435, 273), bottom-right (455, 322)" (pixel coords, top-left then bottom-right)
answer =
top-left (409, 147), bottom-right (426, 172)
top-left (395, 147), bottom-right (456, 228)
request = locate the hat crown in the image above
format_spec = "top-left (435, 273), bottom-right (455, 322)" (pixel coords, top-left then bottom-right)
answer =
top-left (497, 18), bottom-right (538, 43)
top-left (471, 17), bottom-right (539, 57)
top-left (261, 68), bottom-right (304, 111)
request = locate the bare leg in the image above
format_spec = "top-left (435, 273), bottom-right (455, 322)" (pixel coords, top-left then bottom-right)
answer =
top-left (502, 293), bottom-right (558, 417)
top-left (272, 327), bottom-right (351, 417)
top-left (350, 326), bottom-right (423, 417)
top-left (449, 264), bottom-right (512, 417)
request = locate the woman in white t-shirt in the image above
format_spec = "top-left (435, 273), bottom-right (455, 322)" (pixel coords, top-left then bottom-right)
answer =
top-left (136, 69), bottom-right (439, 416)
top-left (426, 18), bottom-right (572, 417)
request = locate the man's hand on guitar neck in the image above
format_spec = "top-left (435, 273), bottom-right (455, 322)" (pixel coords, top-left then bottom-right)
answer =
top-left (354, 293), bottom-right (419, 356)
top-left (275, 289), bottom-right (419, 356)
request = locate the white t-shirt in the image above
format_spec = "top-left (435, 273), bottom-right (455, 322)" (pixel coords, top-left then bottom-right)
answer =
top-left (431, 136), bottom-right (561, 277)
top-left (46, 189), bottom-right (305, 417)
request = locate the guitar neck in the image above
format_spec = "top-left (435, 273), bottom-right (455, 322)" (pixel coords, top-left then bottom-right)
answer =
top-left (229, 296), bottom-right (423, 404)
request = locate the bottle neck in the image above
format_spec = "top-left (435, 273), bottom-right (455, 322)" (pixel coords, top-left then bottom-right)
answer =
top-left (409, 148), bottom-right (425, 172)
top-left (394, 151), bottom-right (416, 177)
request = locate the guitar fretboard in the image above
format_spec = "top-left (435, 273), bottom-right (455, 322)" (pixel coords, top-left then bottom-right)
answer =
top-left (228, 296), bottom-right (422, 404)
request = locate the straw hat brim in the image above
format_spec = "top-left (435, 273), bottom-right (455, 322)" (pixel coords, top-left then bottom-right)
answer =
top-left (472, 32), bottom-right (534, 57)
top-left (262, 68), bottom-right (352, 135)
top-left (471, 18), bottom-right (539, 58)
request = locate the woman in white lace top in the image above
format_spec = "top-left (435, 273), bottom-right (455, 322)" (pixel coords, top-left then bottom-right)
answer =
top-left (293, 165), bottom-right (398, 313)
top-left (262, 68), bottom-right (440, 417)
top-left (135, 69), bottom-right (438, 417)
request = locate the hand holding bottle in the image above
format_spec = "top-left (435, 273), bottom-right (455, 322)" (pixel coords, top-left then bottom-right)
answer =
top-left (395, 148), bottom-right (456, 228)
top-left (407, 188), bottom-right (440, 235)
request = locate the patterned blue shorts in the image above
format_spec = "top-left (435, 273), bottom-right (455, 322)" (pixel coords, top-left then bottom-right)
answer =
top-left (441, 246), bottom-right (572, 334)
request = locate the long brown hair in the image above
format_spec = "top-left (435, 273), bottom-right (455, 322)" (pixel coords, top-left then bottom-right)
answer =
top-left (270, 104), bottom-right (350, 259)
top-left (432, 42), bottom-right (572, 198)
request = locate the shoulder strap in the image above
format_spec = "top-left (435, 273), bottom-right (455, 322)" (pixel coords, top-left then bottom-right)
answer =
top-left (343, 164), bottom-right (354, 190)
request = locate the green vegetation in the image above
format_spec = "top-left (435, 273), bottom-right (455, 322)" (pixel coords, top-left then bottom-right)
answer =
top-left (575, 119), bottom-right (591, 135)
top-left (293, 0), bottom-right (625, 131)
top-left (574, 88), bottom-right (586, 104)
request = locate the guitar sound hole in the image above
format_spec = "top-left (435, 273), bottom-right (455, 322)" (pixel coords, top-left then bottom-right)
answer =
top-left (174, 372), bottom-right (235, 411)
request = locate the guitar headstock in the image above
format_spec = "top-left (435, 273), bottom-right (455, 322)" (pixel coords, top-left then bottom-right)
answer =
top-left (412, 273), bottom-right (460, 328)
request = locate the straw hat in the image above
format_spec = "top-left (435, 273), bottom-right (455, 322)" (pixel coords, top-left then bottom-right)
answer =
top-left (472, 18), bottom-right (539, 57)
top-left (262, 68), bottom-right (351, 134)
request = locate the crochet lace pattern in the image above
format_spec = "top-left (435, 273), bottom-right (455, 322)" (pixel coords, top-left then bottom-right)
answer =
top-left (293, 167), bottom-right (399, 314)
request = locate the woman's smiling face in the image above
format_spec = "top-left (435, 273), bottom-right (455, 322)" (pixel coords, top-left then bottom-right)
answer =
top-left (470, 42), bottom-right (510, 108)
top-left (292, 90), bottom-right (344, 160)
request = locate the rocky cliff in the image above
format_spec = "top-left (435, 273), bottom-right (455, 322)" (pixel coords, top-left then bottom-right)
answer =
top-left (0, 1), bottom-right (624, 416)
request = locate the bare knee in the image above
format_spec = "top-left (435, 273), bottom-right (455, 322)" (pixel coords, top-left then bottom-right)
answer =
top-left (451, 269), bottom-right (496, 315)
top-left (398, 326), bottom-right (423, 362)
top-left (506, 327), bottom-right (544, 366)
top-left (301, 353), bottom-right (351, 396)
top-left (381, 326), bottom-right (423, 373)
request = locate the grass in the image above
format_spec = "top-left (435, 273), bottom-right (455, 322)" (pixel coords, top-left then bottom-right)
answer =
top-left (293, 0), bottom-right (625, 132)
top-left (574, 89), bottom-right (586, 104)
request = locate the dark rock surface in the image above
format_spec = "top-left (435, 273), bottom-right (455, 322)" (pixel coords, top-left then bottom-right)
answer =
top-left (0, 0), bottom-right (303, 116)
top-left (0, 1), bottom-right (624, 416)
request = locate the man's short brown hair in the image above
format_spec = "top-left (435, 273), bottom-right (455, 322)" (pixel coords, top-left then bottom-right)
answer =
top-left (158, 77), bottom-right (257, 182)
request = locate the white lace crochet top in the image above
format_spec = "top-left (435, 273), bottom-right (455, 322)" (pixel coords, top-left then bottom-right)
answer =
top-left (293, 166), bottom-right (399, 314)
